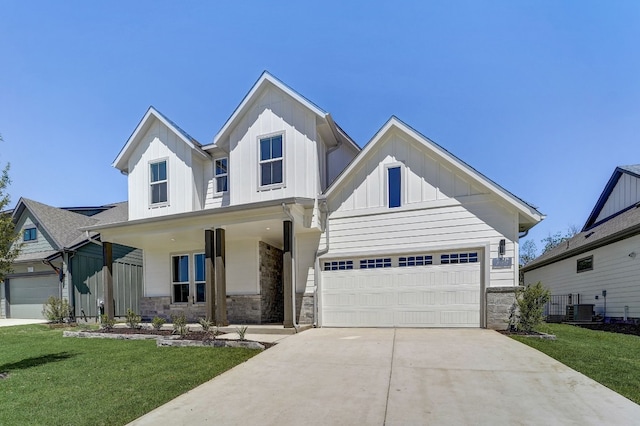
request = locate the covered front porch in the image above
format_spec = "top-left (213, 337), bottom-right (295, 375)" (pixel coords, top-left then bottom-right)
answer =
top-left (90, 198), bottom-right (320, 328)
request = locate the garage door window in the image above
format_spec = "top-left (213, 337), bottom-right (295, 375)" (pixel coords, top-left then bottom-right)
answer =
top-left (360, 258), bottom-right (392, 269)
top-left (324, 260), bottom-right (354, 271)
top-left (441, 252), bottom-right (478, 264)
top-left (399, 255), bottom-right (432, 266)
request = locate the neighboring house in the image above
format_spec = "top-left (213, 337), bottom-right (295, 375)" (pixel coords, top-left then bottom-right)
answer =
top-left (88, 71), bottom-right (543, 329)
top-left (0, 198), bottom-right (142, 320)
top-left (523, 165), bottom-right (640, 322)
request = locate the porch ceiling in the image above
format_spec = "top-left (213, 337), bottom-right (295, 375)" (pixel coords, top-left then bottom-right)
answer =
top-left (97, 205), bottom-right (308, 252)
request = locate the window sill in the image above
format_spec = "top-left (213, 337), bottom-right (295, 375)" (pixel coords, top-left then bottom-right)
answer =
top-left (258, 183), bottom-right (285, 191)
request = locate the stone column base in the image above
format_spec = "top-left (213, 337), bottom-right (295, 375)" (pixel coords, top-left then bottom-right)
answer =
top-left (486, 286), bottom-right (522, 330)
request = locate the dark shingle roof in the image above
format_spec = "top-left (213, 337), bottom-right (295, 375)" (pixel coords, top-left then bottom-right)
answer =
top-left (523, 204), bottom-right (640, 272)
top-left (13, 198), bottom-right (129, 261)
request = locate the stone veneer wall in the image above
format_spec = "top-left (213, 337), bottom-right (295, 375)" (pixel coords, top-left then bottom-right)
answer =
top-left (486, 286), bottom-right (521, 330)
top-left (297, 294), bottom-right (314, 324)
top-left (259, 242), bottom-right (284, 323)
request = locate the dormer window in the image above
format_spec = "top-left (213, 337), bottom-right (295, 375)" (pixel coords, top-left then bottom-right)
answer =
top-left (259, 134), bottom-right (284, 187)
top-left (150, 160), bottom-right (168, 205)
top-left (215, 158), bottom-right (228, 193)
top-left (23, 227), bottom-right (37, 242)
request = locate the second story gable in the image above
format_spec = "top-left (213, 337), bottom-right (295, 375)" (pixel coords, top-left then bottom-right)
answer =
top-left (114, 72), bottom-right (360, 221)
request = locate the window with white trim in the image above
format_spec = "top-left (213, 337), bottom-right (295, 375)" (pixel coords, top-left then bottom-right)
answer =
top-left (23, 227), bottom-right (37, 242)
top-left (150, 160), bottom-right (168, 205)
top-left (172, 255), bottom-right (189, 303)
top-left (323, 260), bottom-right (354, 271)
top-left (399, 255), bottom-right (432, 267)
top-left (441, 252), bottom-right (478, 264)
top-left (214, 158), bottom-right (228, 193)
top-left (360, 258), bottom-right (392, 269)
top-left (388, 166), bottom-right (402, 208)
top-left (259, 134), bottom-right (283, 187)
top-left (194, 253), bottom-right (206, 302)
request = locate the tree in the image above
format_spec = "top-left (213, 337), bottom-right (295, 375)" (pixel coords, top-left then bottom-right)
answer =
top-left (0, 134), bottom-right (21, 282)
top-left (540, 225), bottom-right (579, 254)
top-left (519, 239), bottom-right (538, 266)
top-left (512, 281), bottom-right (551, 332)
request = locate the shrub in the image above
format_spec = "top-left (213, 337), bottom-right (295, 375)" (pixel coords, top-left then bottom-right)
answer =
top-left (125, 309), bottom-right (142, 329)
top-left (100, 314), bottom-right (116, 330)
top-left (171, 313), bottom-right (188, 338)
top-left (41, 296), bottom-right (70, 323)
top-left (151, 316), bottom-right (166, 330)
top-left (514, 281), bottom-right (551, 332)
top-left (198, 317), bottom-right (214, 337)
top-left (236, 325), bottom-right (248, 341)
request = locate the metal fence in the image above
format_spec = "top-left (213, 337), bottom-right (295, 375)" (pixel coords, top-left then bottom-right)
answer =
top-left (545, 294), bottom-right (580, 322)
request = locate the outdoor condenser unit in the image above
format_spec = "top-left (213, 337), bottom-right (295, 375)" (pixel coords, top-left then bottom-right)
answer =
top-left (573, 304), bottom-right (594, 322)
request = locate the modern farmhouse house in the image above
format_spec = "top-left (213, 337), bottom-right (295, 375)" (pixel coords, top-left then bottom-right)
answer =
top-left (88, 72), bottom-right (543, 329)
top-left (523, 165), bottom-right (640, 322)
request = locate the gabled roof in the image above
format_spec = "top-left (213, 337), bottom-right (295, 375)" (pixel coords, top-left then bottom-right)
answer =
top-left (112, 106), bottom-right (209, 173)
top-left (203, 71), bottom-right (360, 153)
top-left (522, 203), bottom-right (640, 272)
top-left (583, 165), bottom-right (640, 231)
top-left (324, 116), bottom-right (544, 230)
top-left (13, 198), bottom-right (98, 250)
top-left (11, 198), bottom-right (129, 261)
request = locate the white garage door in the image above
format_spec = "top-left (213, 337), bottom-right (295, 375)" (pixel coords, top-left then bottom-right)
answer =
top-left (8, 275), bottom-right (59, 319)
top-left (321, 252), bottom-right (481, 327)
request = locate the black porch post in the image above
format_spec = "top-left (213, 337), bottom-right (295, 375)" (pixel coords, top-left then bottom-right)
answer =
top-left (205, 229), bottom-right (216, 321)
top-left (283, 220), bottom-right (293, 328)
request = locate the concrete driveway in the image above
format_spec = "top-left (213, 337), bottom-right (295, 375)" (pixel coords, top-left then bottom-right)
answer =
top-left (130, 328), bottom-right (640, 425)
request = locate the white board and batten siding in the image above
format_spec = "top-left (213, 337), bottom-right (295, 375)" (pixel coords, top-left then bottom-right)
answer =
top-left (595, 173), bottom-right (640, 223)
top-left (205, 85), bottom-right (322, 209)
top-left (524, 234), bottom-right (640, 319)
top-left (320, 128), bottom-right (522, 327)
top-left (127, 120), bottom-right (202, 221)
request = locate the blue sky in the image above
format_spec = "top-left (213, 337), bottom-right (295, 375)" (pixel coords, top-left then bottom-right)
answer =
top-left (1, 1), bottom-right (639, 253)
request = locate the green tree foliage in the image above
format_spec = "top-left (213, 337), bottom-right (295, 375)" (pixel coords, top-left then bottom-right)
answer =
top-left (541, 225), bottom-right (579, 254)
top-left (0, 134), bottom-right (21, 282)
top-left (514, 281), bottom-right (551, 332)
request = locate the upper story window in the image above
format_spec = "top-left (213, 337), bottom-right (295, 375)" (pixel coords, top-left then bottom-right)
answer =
top-left (577, 255), bottom-right (593, 273)
top-left (23, 227), bottom-right (37, 242)
top-left (388, 166), bottom-right (402, 208)
top-left (150, 160), bottom-right (168, 205)
top-left (215, 158), bottom-right (228, 193)
top-left (259, 134), bottom-right (283, 187)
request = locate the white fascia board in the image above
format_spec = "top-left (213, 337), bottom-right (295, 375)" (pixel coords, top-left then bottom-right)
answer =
top-left (325, 116), bottom-right (543, 224)
top-left (211, 71), bottom-right (327, 146)
top-left (112, 107), bottom-right (209, 172)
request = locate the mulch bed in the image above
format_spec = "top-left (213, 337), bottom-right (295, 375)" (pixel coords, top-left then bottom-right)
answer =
top-left (574, 323), bottom-right (640, 337)
top-left (96, 328), bottom-right (224, 341)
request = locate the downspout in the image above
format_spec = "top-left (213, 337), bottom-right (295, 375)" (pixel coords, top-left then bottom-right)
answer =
top-left (313, 198), bottom-right (330, 327)
top-left (282, 203), bottom-right (299, 331)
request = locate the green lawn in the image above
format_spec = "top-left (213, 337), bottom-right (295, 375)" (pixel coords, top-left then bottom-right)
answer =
top-left (0, 324), bottom-right (260, 425)
top-left (511, 323), bottom-right (640, 404)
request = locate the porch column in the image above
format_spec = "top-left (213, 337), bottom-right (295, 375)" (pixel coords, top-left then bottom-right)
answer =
top-left (283, 220), bottom-right (293, 328)
top-left (102, 242), bottom-right (114, 320)
top-left (205, 229), bottom-right (216, 321)
top-left (214, 228), bottom-right (228, 326)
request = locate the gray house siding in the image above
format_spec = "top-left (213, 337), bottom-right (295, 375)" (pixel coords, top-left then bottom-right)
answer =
top-left (72, 243), bottom-right (143, 319)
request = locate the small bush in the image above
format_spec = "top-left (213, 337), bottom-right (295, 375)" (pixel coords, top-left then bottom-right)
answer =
top-left (236, 325), bottom-right (248, 341)
top-left (198, 317), bottom-right (214, 337)
top-left (151, 316), bottom-right (166, 330)
top-left (514, 281), bottom-right (551, 332)
top-left (42, 296), bottom-right (70, 323)
top-left (125, 309), bottom-right (141, 329)
top-left (100, 314), bottom-right (116, 330)
top-left (171, 313), bottom-right (188, 338)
